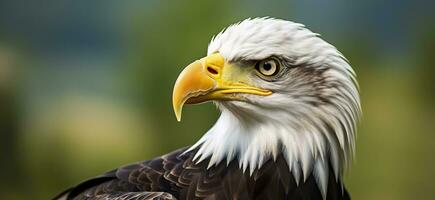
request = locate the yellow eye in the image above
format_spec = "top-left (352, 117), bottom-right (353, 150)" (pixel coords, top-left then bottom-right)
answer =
top-left (256, 59), bottom-right (280, 76)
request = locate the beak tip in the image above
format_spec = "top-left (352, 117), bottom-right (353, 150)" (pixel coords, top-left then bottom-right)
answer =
top-left (173, 104), bottom-right (182, 122)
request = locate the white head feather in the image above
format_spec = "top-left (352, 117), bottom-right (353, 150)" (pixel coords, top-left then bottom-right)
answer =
top-left (187, 17), bottom-right (361, 198)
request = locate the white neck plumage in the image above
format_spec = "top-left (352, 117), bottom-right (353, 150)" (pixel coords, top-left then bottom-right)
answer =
top-left (187, 95), bottom-right (358, 198)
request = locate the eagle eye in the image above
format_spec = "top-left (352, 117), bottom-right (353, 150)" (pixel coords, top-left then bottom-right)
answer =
top-left (255, 58), bottom-right (280, 77)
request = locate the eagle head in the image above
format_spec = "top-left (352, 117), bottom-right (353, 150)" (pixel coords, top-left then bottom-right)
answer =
top-left (172, 17), bottom-right (360, 196)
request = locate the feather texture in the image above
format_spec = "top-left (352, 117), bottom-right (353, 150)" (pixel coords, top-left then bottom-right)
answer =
top-left (56, 147), bottom-right (350, 200)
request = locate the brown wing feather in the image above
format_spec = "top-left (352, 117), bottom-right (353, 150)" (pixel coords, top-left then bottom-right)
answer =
top-left (55, 147), bottom-right (350, 200)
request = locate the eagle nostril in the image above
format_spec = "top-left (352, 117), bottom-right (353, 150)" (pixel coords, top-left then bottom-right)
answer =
top-left (207, 67), bottom-right (219, 75)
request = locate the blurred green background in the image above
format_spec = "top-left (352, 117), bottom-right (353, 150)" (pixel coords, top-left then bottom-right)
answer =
top-left (0, 0), bottom-right (434, 199)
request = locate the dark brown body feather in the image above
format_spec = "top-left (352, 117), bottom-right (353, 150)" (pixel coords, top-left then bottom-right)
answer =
top-left (55, 147), bottom-right (350, 200)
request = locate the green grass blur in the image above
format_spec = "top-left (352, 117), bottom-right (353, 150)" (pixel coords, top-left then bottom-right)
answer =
top-left (0, 1), bottom-right (434, 199)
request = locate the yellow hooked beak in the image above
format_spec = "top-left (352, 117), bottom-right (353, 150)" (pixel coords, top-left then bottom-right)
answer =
top-left (172, 53), bottom-right (272, 121)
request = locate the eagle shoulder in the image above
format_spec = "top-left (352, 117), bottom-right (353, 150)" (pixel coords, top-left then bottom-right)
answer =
top-left (54, 147), bottom-right (190, 200)
top-left (54, 147), bottom-right (351, 200)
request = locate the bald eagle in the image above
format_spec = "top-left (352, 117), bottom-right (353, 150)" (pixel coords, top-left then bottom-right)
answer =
top-left (55, 18), bottom-right (361, 200)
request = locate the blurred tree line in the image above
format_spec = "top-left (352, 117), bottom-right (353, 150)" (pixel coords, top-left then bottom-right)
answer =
top-left (0, 0), bottom-right (434, 199)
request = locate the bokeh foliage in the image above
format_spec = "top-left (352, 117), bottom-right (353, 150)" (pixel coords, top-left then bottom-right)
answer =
top-left (0, 1), bottom-right (434, 199)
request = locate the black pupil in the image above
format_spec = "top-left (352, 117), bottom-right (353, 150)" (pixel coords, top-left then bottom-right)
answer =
top-left (263, 62), bottom-right (272, 71)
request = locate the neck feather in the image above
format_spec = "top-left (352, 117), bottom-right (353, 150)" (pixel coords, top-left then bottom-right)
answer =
top-left (186, 102), bottom-right (356, 198)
